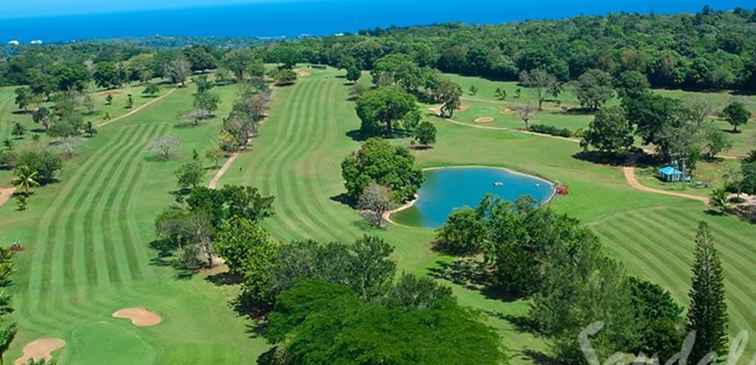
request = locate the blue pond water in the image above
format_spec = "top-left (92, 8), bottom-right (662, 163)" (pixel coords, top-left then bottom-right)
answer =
top-left (392, 167), bottom-right (554, 229)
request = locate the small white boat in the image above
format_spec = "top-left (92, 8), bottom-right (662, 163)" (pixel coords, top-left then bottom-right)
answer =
top-left (493, 182), bottom-right (504, 187)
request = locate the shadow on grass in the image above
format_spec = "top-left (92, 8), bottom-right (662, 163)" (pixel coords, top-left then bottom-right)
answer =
top-left (522, 350), bottom-right (560, 365)
top-left (427, 258), bottom-right (525, 303)
top-left (206, 271), bottom-right (242, 286)
top-left (572, 150), bottom-right (658, 168)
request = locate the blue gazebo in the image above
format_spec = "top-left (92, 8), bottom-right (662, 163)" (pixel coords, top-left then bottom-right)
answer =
top-left (658, 166), bottom-right (684, 182)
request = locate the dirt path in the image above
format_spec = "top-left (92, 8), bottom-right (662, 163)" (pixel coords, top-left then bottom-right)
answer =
top-left (96, 88), bottom-right (178, 128)
top-left (208, 153), bottom-right (240, 189)
top-left (623, 166), bottom-right (710, 204)
top-left (0, 187), bottom-right (16, 208)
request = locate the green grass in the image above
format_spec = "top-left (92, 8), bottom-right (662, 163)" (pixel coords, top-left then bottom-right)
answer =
top-left (222, 69), bottom-right (756, 362)
top-left (1, 68), bottom-right (754, 364)
top-left (1, 83), bottom-right (268, 364)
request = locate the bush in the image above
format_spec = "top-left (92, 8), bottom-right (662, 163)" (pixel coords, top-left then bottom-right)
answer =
top-left (14, 150), bottom-right (63, 184)
top-left (529, 124), bottom-right (573, 137)
top-left (434, 208), bottom-right (486, 255)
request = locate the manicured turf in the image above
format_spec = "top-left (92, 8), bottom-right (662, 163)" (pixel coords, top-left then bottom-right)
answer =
top-left (222, 68), bottom-right (756, 362)
top-left (1, 68), bottom-right (754, 364)
top-left (1, 83), bottom-right (269, 364)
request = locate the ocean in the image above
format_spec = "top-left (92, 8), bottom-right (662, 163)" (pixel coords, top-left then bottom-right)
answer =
top-left (0, 0), bottom-right (752, 43)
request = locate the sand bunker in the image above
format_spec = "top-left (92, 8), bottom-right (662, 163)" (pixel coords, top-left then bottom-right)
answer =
top-left (295, 69), bottom-right (312, 78)
top-left (502, 107), bottom-right (513, 113)
top-left (475, 117), bottom-right (494, 124)
top-left (113, 307), bottom-right (162, 327)
top-left (0, 187), bottom-right (15, 208)
top-left (15, 338), bottom-right (65, 365)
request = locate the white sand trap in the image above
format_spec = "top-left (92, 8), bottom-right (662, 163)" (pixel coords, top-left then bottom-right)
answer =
top-left (475, 117), bottom-right (494, 124)
top-left (15, 338), bottom-right (65, 365)
top-left (113, 307), bottom-right (162, 327)
top-left (0, 187), bottom-right (16, 208)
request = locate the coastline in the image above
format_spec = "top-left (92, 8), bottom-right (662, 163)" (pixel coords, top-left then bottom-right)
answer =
top-left (386, 165), bottom-right (558, 227)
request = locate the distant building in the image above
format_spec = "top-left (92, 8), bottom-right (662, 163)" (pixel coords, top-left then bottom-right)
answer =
top-left (8, 40), bottom-right (20, 46)
top-left (30, 40), bottom-right (43, 45)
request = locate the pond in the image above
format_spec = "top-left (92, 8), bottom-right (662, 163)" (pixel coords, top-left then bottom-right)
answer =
top-left (391, 167), bottom-right (555, 229)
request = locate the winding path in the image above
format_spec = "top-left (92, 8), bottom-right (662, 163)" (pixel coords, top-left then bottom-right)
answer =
top-left (622, 166), bottom-right (710, 204)
top-left (442, 116), bottom-right (714, 204)
top-left (96, 88), bottom-right (178, 128)
top-left (208, 152), bottom-right (240, 189)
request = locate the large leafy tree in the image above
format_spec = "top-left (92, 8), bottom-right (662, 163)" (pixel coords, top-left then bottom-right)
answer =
top-left (93, 62), bottom-right (123, 89)
top-left (355, 86), bottom-right (420, 136)
top-left (341, 138), bottom-right (424, 203)
top-left (627, 277), bottom-right (684, 360)
top-left (687, 222), bottom-right (728, 363)
top-left (223, 49), bottom-right (262, 82)
top-left (581, 106), bottom-right (635, 154)
top-left (721, 101), bottom-right (749, 133)
top-left (575, 69), bottom-right (614, 111)
top-left (261, 280), bottom-right (507, 365)
top-left (433, 78), bottom-right (462, 118)
top-left (520, 69), bottom-right (561, 111)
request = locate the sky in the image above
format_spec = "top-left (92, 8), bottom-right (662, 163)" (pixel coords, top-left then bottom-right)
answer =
top-left (0, 0), bottom-right (288, 18)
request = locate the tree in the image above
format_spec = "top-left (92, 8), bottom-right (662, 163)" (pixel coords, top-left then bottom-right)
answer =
top-left (687, 222), bottom-right (728, 364)
top-left (414, 121), bottom-right (437, 146)
top-left (143, 83), bottom-right (160, 97)
top-left (82, 93), bottom-right (96, 114)
top-left (616, 70), bottom-right (650, 99)
top-left (164, 56), bottom-right (191, 87)
top-left (126, 94), bottom-right (134, 109)
top-left (215, 216), bottom-right (275, 276)
top-left (11, 165), bottom-right (39, 196)
top-left (435, 79), bottom-right (462, 118)
top-left (575, 69), bottom-right (614, 111)
top-left (702, 124), bottom-right (732, 159)
top-left (469, 85), bottom-right (478, 96)
top-left (356, 86), bottom-right (420, 136)
top-left (205, 148), bottom-right (225, 168)
top-left (520, 69), bottom-right (561, 110)
top-left (434, 208), bottom-right (487, 255)
top-left (148, 135), bottom-right (181, 161)
top-left (740, 160), bottom-right (756, 195)
top-left (14, 87), bottom-right (33, 112)
top-left (31, 106), bottom-right (53, 131)
top-left (14, 150), bottom-right (62, 185)
top-left (0, 247), bottom-right (16, 364)
top-left (709, 188), bottom-right (729, 214)
top-left (93, 62), bottom-right (123, 89)
top-left (519, 104), bottom-right (536, 130)
top-left (189, 90), bottom-right (220, 125)
top-left (722, 101), bottom-right (749, 133)
top-left (105, 94), bottom-right (113, 106)
top-left (175, 161), bottom-right (204, 191)
top-left (346, 65), bottom-right (361, 83)
top-left (11, 123), bottom-right (25, 139)
top-left (357, 182), bottom-right (393, 228)
top-left (262, 280), bottom-right (506, 365)
top-left (341, 138), bottom-right (424, 203)
top-left (183, 45), bottom-right (217, 72)
top-left (223, 49), bottom-right (261, 83)
top-left (273, 68), bottom-right (297, 86)
top-left (627, 277), bottom-right (684, 360)
top-left (581, 106), bottom-right (635, 154)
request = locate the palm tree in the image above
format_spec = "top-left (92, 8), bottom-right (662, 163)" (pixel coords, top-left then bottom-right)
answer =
top-left (11, 166), bottom-right (39, 196)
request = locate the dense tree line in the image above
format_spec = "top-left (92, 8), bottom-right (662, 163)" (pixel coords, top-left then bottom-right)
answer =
top-left (434, 196), bottom-right (729, 364)
top-left (249, 7), bottom-right (756, 92)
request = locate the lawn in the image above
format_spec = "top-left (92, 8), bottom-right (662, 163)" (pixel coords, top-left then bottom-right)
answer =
top-left (0, 82), bottom-right (270, 364)
top-left (1, 68), bottom-right (754, 364)
top-left (221, 68), bottom-right (756, 363)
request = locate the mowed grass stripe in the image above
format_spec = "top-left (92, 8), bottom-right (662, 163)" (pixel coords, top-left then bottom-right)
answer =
top-left (100, 123), bottom-right (163, 285)
top-left (279, 78), bottom-right (350, 242)
top-left (309, 77), bottom-right (362, 242)
top-left (625, 211), bottom-right (755, 327)
top-left (244, 82), bottom-right (305, 242)
top-left (32, 126), bottom-right (139, 298)
top-left (113, 123), bottom-right (170, 281)
top-left (631, 211), bottom-right (755, 291)
top-left (656, 208), bottom-right (756, 258)
top-left (78, 124), bottom-right (155, 288)
top-left (266, 79), bottom-right (321, 240)
top-left (61, 125), bottom-right (152, 291)
top-left (596, 223), bottom-right (686, 298)
top-left (256, 80), bottom-right (317, 240)
top-left (274, 78), bottom-right (342, 240)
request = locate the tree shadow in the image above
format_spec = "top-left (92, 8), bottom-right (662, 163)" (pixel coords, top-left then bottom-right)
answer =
top-left (522, 350), bottom-right (561, 365)
top-left (205, 271), bottom-right (242, 286)
top-left (330, 192), bottom-right (355, 208)
top-left (573, 150), bottom-right (657, 168)
top-left (345, 129), bottom-right (369, 142)
top-left (428, 258), bottom-right (526, 303)
top-left (561, 107), bottom-right (595, 115)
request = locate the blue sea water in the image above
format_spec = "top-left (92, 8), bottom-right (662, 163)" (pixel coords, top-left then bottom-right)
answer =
top-left (0, 0), bottom-right (752, 43)
top-left (392, 167), bottom-right (555, 229)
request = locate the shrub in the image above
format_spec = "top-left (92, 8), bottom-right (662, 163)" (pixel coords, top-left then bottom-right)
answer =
top-left (529, 124), bottom-right (573, 137)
